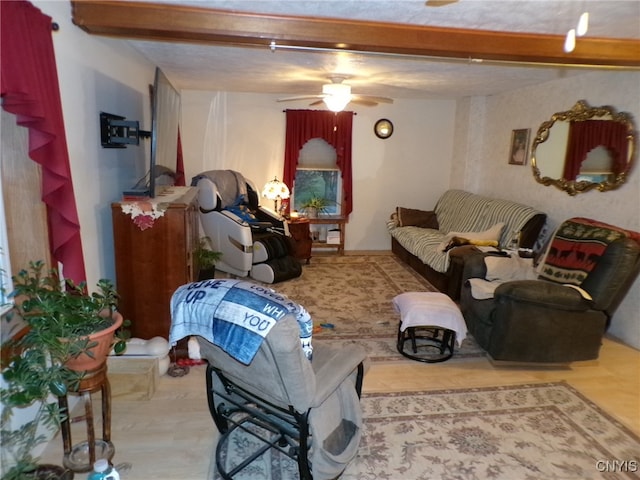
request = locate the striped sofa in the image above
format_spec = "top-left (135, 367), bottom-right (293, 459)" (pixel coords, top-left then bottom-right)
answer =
top-left (388, 190), bottom-right (546, 298)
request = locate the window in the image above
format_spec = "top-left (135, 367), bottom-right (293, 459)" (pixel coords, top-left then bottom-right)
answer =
top-left (0, 123), bottom-right (12, 311)
top-left (0, 177), bottom-right (12, 312)
top-left (291, 138), bottom-right (342, 215)
top-left (292, 168), bottom-right (342, 215)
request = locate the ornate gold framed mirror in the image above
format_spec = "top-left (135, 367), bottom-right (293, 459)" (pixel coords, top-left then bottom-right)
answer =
top-left (531, 101), bottom-right (636, 195)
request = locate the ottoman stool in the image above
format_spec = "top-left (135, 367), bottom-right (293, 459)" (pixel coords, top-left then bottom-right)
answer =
top-left (393, 292), bottom-right (467, 363)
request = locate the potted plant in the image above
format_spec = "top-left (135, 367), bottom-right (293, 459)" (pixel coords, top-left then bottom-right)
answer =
top-left (1, 309), bottom-right (75, 480)
top-left (300, 195), bottom-right (330, 218)
top-left (9, 260), bottom-right (126, 372)
top-left (195, 237), bottom-right (222, 280)
top-left (0, 260), bottom-right (128, 479)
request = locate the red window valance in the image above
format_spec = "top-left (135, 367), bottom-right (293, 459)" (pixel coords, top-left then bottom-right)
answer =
top-left (283, 109), bottom-right (354, 216)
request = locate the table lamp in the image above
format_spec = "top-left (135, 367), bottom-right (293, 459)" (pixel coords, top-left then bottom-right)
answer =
top-left (262, 177), bottom-right (290, 213)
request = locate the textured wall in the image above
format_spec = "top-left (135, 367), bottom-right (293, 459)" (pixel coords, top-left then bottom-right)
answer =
top-left (455, 70), bottom-right (640, 349)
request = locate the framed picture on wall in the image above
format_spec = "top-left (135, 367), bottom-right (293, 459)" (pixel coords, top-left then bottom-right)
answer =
top-left (509, 128), bottom-right (530, 165)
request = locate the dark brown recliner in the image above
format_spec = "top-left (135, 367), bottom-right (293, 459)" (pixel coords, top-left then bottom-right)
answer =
top-left (460, 218), bottom-right (640, 363)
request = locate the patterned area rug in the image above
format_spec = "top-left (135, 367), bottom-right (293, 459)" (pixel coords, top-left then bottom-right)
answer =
top-left (210, 382), bottom-right (640, 480)
top-left (272, 254), bottom-right (484, 362)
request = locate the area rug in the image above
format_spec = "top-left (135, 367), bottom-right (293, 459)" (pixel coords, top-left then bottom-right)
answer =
top-left (271, 254), bottom-right (484, 362)
top-left (210, 382), bottom-right (640, 480)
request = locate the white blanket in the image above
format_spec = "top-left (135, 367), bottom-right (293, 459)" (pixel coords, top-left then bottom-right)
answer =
top-left (469, 255), bottom-right (594, 301)
top-left (469, 255), bottom-right (537, 300)
top-left (393, 292), bottom-right (467, 346)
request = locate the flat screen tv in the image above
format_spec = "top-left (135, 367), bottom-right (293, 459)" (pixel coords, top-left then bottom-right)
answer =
top-left (148, 67), bottom-right (181, 197)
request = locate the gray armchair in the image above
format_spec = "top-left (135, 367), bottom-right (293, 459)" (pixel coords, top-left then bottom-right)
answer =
top-left (460, 218), bottom-right (640, 363)
top-left (197, 315), bottom-right (366, 480)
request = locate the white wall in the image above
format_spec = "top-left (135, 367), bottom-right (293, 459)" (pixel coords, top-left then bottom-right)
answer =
top-left (456, 70), bottom-right (640, 349)
top-left (34, 0), bottom-right (156, 288)
top-left (180, 92), bottom-right (457, 250)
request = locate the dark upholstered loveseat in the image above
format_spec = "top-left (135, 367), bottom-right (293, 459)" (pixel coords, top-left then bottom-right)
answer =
top-left (387, 190), bottom-right (546, 298)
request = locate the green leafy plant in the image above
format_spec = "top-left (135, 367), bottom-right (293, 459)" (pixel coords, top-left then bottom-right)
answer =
top-left (1, 315), bottom-right (76, 479)
top-left (0, 260), bottom-right (128, 479)
top-left (195, 237), bottom-right (222, 271)
top-left (10, 260), bottom-right (129, 358)
top-left (300, 194), bottom-right (331, 216)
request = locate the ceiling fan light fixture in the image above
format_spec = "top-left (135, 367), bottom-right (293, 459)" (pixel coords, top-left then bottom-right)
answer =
top-left (577, 12), bottom-right (589, 37)
top-left (322, 83), bottom-right (352, 112)
top-left (564, 28), bottom-right (576, 53)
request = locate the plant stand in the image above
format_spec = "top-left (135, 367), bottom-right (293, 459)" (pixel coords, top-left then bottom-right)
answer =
top-left (58, 363), bottom-right (114, 473)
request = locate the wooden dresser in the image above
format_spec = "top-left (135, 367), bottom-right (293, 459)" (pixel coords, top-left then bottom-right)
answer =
top-left (111, 187), bottom-right (198, 341)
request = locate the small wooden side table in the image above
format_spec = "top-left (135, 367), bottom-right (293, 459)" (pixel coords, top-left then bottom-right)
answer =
top-left (307, 216), bottom-right (347, 255)
top-left (287, 218), bottom-right (312, 263)
top-left (58, 363), bottom-right (114, 472)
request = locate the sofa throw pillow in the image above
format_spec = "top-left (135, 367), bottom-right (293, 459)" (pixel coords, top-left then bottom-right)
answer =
top-left (396, 207), bottom-right (439, 229)
top-left (438, 222), bottom-right (505, 252)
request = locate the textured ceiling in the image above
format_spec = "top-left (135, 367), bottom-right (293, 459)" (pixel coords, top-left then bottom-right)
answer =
top-left (123, 0), bottom-right (640, 100)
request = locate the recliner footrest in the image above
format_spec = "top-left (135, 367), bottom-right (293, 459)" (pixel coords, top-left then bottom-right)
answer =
top-left (253, 234), bottom-right (290, 264)
top-left (252, 256), bottom-right (302, 283)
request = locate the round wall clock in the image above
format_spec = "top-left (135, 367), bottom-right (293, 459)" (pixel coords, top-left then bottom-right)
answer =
top-left (374, 118), bottom-right (394, 139)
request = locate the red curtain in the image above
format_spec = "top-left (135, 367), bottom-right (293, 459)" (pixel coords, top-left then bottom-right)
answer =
top-left (562, 120), bottom-right (629, 180)
top-left (283, 109), bottom-right (354, 216)
top-left (174, 127), bottom-right (186, 186)
top-left (1, 0), bottom-right (87, 284)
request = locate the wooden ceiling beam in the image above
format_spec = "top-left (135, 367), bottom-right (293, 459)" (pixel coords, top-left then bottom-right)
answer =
top-left (71, 1), bottom-right (640, 68)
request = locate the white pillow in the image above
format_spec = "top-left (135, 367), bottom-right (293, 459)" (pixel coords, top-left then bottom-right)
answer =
top-left (438, 222), bottom-right (505, 252)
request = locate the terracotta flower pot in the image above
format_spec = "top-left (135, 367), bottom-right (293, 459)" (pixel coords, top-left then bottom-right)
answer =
top-left (64, 311), bottom-right (123, 373)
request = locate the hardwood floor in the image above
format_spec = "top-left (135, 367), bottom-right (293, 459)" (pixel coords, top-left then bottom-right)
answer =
top-left (39, 335), bottom-right (639, 480)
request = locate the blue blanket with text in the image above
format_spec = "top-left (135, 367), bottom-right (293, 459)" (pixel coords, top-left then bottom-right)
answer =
top-left (170, 279), bottom-right (313, 364)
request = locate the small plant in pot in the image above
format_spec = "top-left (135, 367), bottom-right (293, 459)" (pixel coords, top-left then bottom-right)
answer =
top-left (1, 314), bottom-right (76, 480)
top-left (300, 195), bottom-right (330, 218)
top-left (0, 260), bottom-right (129, 479)
top-left (196, 237), bottom-right (222, 281)
top-left (9, 260), bottom-right (127, 371)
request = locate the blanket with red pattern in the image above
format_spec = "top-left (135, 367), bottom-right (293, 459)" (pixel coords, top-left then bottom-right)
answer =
top-left (538, 217), bottom-right (639, 286)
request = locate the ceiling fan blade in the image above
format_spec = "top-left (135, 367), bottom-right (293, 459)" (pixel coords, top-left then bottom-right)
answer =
top-left (309, 100), bottom-right (324, 106)
top-left (352, 95), bottom-right (394, 104)
top-left (277, 95), bottom-right (324, 102)
top-left (425, 0), bottom-right (458, 6)
top-left (350, 99), bottom-right (378, 107)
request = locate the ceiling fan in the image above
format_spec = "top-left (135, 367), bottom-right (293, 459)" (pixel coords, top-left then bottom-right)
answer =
top-left (277, 76), bottom-right (394, 112)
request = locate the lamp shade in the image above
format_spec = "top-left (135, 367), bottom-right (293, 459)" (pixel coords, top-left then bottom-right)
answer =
top-left (262, 177), bottom-right (290, 201)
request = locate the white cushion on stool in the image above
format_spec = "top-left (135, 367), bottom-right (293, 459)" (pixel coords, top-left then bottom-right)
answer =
top-left (393, 292), bottom-right (467, 346)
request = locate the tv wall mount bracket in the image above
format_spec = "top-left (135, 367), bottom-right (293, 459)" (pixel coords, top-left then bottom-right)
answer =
top-left (100, 112), bottom-right (150, 148)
